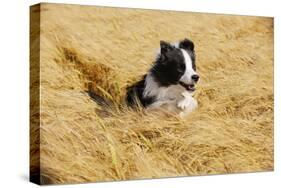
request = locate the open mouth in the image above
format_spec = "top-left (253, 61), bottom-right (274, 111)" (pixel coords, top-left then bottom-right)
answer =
top-left (179, 81), bottom-right (196, 92)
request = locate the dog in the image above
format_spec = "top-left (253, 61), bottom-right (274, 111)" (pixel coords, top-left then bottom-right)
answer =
top-left (126, 38), bottom-right (199, 117)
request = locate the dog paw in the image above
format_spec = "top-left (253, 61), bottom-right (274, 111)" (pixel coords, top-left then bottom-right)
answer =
top-left (177, 98), bottom-right (191, 110)
top-left (177, 96), bottom-right (198, 110)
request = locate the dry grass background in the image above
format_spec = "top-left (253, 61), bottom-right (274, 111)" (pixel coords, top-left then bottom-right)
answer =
top-left (30, 3), bottom-right (273, 184)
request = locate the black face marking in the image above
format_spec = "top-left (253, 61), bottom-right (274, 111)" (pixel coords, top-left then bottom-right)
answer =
top-left (151, 46), bottom-right (186, 86)
top-left (151, 40), bottom-right (197, 87)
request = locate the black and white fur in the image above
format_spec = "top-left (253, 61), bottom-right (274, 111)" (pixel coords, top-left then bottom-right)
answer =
top-left (126, 39), bottom-right (199, 117)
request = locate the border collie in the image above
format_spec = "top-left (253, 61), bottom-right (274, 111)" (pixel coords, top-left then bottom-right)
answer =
top-left (126, 39), bottom-right (199, 117)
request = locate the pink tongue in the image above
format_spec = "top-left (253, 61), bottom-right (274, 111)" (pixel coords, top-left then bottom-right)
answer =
top-left (179, 82), bottom-right (195, 91)
top-left (189, 85), bottom-right (195, 91)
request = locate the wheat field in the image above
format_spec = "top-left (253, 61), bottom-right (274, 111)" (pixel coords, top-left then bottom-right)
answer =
top-left (30, 3), bottom-right (274, 185)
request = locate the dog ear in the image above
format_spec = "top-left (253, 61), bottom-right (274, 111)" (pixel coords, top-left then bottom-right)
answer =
top-left (160, 41), bottom-right (174, 54)
top-left (179, 38), bottom-right (194, 51)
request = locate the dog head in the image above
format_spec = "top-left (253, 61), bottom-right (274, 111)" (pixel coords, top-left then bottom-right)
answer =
top-left (151, 39), bottom-right (199, 92)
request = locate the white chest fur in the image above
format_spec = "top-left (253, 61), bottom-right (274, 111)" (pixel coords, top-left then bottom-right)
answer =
top-left (143, 73), bottom-right (198, 117)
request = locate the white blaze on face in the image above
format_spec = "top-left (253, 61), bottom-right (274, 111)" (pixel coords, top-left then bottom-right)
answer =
top-left (179, 49), bottom-right (197, 84)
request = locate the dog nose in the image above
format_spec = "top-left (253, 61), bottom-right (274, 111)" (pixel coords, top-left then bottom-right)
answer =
top-left (191, 74), bottom-right (199, 82)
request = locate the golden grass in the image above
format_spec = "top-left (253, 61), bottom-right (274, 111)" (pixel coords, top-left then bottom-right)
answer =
top-left (30, 3), bottom-right (273, 184)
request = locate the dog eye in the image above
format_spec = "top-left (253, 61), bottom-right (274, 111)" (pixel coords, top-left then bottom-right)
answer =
top-left (177, 64), bottom-right (185, 72)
